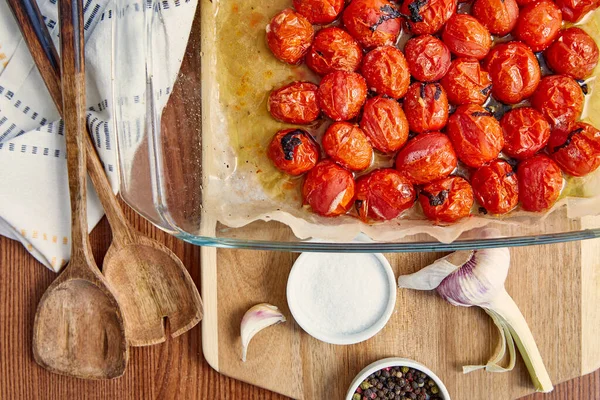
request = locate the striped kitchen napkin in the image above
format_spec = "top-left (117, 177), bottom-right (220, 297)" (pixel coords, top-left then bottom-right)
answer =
top-left (0, 0), bottom-right (197, 272)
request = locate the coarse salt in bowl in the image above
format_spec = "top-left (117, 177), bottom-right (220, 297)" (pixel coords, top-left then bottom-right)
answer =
top-left (286, 252), bottom-right (396, 345)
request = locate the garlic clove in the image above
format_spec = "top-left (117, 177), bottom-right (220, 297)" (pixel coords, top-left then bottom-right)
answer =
top-left (397, 251), bottom-right (470, 290)
top-left (241, 303), bottom-right (286, 362)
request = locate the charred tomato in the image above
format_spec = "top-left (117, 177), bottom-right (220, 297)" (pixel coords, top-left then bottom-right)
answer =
top-left (268, 81), bottom-right (320, 124)
top-left (484, 41), bottom-right (541, 104)
top-left (268, 129), bottom-right (320, 175)
top-left (442, 14), bottom-right (492, 60)
top-left (401, 0), bottom-right (459, 35)
top-left (472, 0), bottom-right (519, 36)
top-left (517, 154), bottom-right (563, 212)
top-left (545, 27), bottom-right (600, 80)
top-left (404, 35), bottom-right (452, 82)
top-left (361, 46), bottom-right (411, 99)
top-left (403, 82), bottom-right (449, 133)
top-left (446, 104), bottom-right (504, 168)
top-left (440, 58), bottom-right (492, 106)
top-left (395, 132), bottom-right (458, 184)
top-left (306, 27), bottom-right (363, 76)
top-left (322, 122), bottom-right (374, 171)
top-left (266, 9), bottom-right (314, 65)
top-left (342, 0), bottom-right (402, 49)
top-left (360, 96), bottom-right (410, 153)
top-left (500, 107), bottom-right (551, 160)
top-left (513, 0), bottom-right (563, 52)
top-left (554, 0), bottom-right (599, 22)
top-left (547, 122), bottom-right (600, 177)
top-left (302, 160), bottom-right (355, 216)
top-left (355, 169), bottom-right (416, 221)
top-left (293, 0), bottom-right (345, 24)
top-left (419, 176), bottom-right (474, 223)
top-left (318, 71), bottom-right (367, 121)
top-left (471, 160), bottom-right (519, 214)
top-left (530, 75), bottom-right (584, 128)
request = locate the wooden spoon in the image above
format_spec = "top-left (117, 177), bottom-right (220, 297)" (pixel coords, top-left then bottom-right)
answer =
top-left (8, 0), bottom-right (204, 346)
top-left (31, 0), bottom-right (128, 379)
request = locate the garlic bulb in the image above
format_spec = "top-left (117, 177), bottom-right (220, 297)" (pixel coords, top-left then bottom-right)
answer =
top-left (240, 303), bottom-right (286, 362)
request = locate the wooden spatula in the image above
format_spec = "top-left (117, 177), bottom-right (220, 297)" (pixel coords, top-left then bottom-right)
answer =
top-left (31, 0), bottom-right (128, 379)
top-left (8, 0), bottom-right (204, 346)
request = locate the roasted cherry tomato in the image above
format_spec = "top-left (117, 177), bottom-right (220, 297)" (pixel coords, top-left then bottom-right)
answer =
top-left (404, 35), bottom-right (452, 82)
top-left (554, 0), bottom-right (599, 22)
top-left (360, 96), bottom-right (409, 153)
top-left (530, 75), bottom-right (584, 128)
top-left (401, 0), bottom-right (458, 35)
top-left (302, 160), bottom-right (355, 216)
top-left (306, 27), bottom-right (363, 76)
top-left (293, 0), bottom-right (344, 24)
top-left (419, 176), bottom-right (474, 223)
top-left (361, 46), bottom-right (411, 99)
top-left (472, 0), bottom-right (519, 36)
top-left (544, 27), bottom-right (600, 80)
top-left (447, 104), bottom-right (504, 168)
top-left (513, 0), bottom-right (562, 52)
top-left (268, 129), bottom-right (320, 175)
top-left (395, 132), bottom-right (458, 184)
top-left (318, 71), bottom-right (367, 121)
top-left (442, 14), bottom-right (492, 60)
top-left (517, 154), bottom-right (563, 212)
top-left (440, 58), bottom-right (492, 106)
top-left (547, 122), bottom-right (600, 177)
top-left (322, 122), bottom-right (374, 171)
top-left (403, 82), bottom-right (449, 133)
top-left (500, 107), bottom-right (551, 160)
top-left (268, 82), bottom-right (320, 124)
top-left (484, 42), bottom-right (541, 104)
top-left (355, 169), bottom-right (416, 221)
top-left (342, 0), bottom-right (402, 49)
top-left (266, 9), bottom-right (314, 65)
top-left (471, 160), bottom-right (519, 214)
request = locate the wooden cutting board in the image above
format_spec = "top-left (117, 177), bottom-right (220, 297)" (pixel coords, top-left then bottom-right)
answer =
top-left (200, 212), bottom-right (600, 400)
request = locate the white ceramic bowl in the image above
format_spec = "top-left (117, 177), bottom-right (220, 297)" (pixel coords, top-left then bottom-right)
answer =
top-left (345, 358), bottom-right (451, 400)
top-left (286, 252), bottom-right (396, 345)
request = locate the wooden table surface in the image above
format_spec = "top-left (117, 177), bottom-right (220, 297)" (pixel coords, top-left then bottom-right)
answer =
top-left (0, 202), bottom-right (598, 399)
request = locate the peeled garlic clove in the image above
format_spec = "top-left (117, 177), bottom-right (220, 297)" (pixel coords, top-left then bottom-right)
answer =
top-left (241, 303), bottom-right (286, 362)
top-left (397, 251), bottom-right (470, 291)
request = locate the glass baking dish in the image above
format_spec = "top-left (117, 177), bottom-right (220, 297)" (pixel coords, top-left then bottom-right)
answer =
top-left (112, 0), bottom-right (600, 252)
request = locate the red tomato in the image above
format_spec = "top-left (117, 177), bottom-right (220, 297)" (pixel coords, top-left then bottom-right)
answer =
top-left (516, 0), bottom-right (536, 6)
top-left (360, 96), bottom-right (409, 153)
top-left (401, 0), bottom-right (458, 35)
top-left (266, 9), bottom-right (314, 65)
top-left (361, 46), bottom-right (411, 99)
top-left (472, 0), bottom-right (519, 36)
top-left (442, 14), bottom-right (492, 60)
top-left (500, 107), bottom-right (551, 160)
top-left (355, 169), bottom-right (416, 221)
top-left (447, 104), bottom-right (504, 168)
top-left (322, 122), bottom-right (374, 171)
top-left (513, 0), bottom-right (562, 52)
top-left (293, 0), bottom-right (344, 24)
top-left (547, 122), bottom-right (600, 177)
top-left (404, 35), bottom-right (452, 82)
top-left (268, 82), bottom-right (320, 124)
top-left (302, 160), bottom-right (355, 216)
top-left (544, 28), bottom-right (600, 80)
top-left (419, 176), bottom-right (474, 223)
top-left (395, 132), bottom-right (458, 184)
top-left (318, 71), bottom-right (367, 121)
top-left (342, 0), bottom-right (402, 49)
top-left (268, 129), bottom-right (320, 175)
top-left (471, 160), bottom-right (519, 214)
top-left (306, 27), bottom-right (363, 76)
top-left (484, 42), bottom-right (541, 104)
top-left (517, 154), bottom-right (563, 212)
top-left (440, 58), bottom-right (492, 106)
top-left (530, 75), bottom-right (584, 128)
top-left (554, 0), bottom-right (599, 22)
top-left (403, 82), bottom-right (449, 133)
